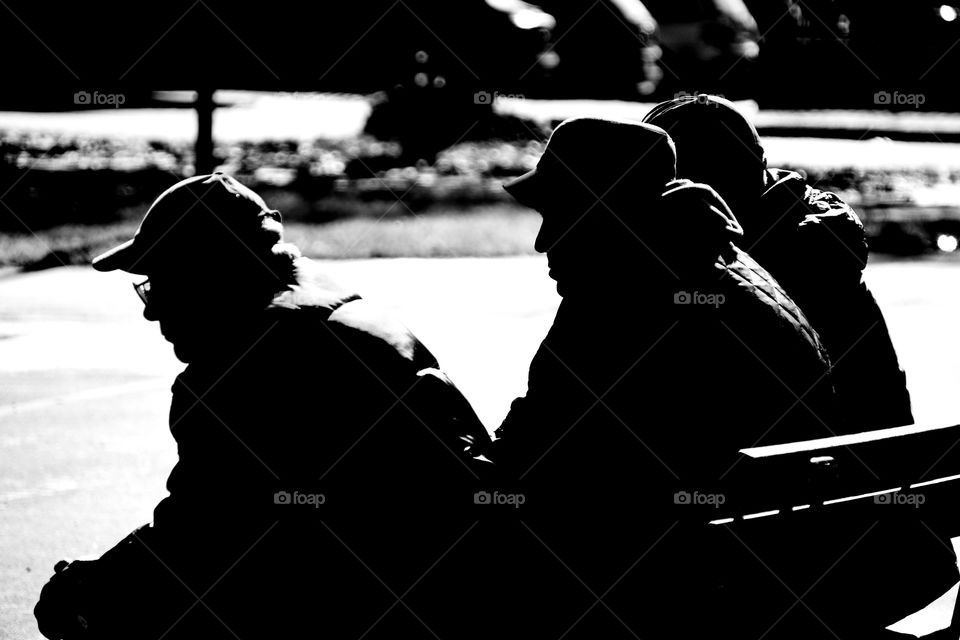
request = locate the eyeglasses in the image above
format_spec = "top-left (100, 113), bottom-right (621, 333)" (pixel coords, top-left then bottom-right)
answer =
top-left (133, 278), bottom-right (151, 305)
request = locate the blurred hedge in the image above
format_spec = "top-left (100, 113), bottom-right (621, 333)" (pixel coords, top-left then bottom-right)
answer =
top-left (4, 129), bottom-right (960, 259)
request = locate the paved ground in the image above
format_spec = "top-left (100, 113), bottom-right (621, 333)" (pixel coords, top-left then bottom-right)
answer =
top-left (2, 257), bottom-right (960, 638)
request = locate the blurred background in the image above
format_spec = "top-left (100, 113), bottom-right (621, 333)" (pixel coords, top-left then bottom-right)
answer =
top-left (5, 3), bottom-right (960, 637)
top-left (3, 0), bottom-right (960, 267)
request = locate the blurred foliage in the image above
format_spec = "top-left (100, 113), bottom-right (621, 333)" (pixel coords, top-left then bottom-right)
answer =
top-left (0, 206), bottom-right (542, 268)
top-left (0, 129), bottom-right (547, 230)
top-left (5, 127), bottom-right (960, 261)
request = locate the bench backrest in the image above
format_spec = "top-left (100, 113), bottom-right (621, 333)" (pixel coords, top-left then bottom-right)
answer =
top-left (701, 422), bottom-right (960, 528)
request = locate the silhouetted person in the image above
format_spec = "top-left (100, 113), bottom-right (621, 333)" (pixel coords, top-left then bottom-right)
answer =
top-left (478, 118), bottom-right (839, 638)
top-left (643, 94), bottom-right (913, 432)
top-left (494, 117), bottom-right (837, 484)
top-left (34, 173), bottom-right (491, 640)
top-left (645, 95), bottom-right (957, 636)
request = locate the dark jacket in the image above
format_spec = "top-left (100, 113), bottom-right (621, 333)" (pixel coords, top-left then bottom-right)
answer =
top-left (470, 182), bottom-right (841, 639)
top-left (492, 180), bottom-right (838, 491)
top-left (157, 257), bottom-right (488, 526)
top-left (749, 168), bottom-right (913, 430)
top-left (37, 257), bottom-right (491, 640)
top-left (479, 181), bottom-right (949, 639)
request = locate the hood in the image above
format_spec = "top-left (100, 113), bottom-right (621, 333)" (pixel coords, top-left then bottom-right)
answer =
top-left (759, 167), bottom-right (868, 271)
top-left (643, 178), bottom-right (744, 277)
top-left (761, 168), bottom-right (807, 209)
top-left (748, 168), bottom-right (809, 240)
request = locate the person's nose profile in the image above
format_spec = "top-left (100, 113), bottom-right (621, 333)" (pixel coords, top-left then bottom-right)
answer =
top-left (534, 218), bottom-right (553, 254)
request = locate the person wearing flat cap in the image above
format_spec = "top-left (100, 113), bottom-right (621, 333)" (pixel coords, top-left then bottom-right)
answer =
top-left (479, 117), bottom-right (842, 638)
top-left (644, 94), bottom-right (957, 636)
top-left (34, 173), bottom-right (491, 640)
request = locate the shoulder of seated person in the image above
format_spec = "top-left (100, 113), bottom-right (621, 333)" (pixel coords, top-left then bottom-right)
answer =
top-left (328, 297), bottom-right (433, 366)
top-left (722, 248), bottom-right (823, 337)
top-left (719, 248), bottom-right (795, 308)
top-left (263, 260), bottom-right (431, 365)
top-left (268, 257), bottom-right (362, 312)
top-left (766, 167), bottom-right (860, 220)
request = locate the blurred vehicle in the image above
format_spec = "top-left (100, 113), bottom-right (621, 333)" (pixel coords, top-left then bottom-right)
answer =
top-left (362, 1), bottom-right (555, 162)
top-left (645, 0), bottom-right (760, 98)
top-left (533, 0), bottom-right (663, 98)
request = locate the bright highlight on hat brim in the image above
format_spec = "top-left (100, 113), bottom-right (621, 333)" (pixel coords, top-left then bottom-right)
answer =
top-left (91, 238), bottom-right (144, 274)
top-left (503, 169), bottom-right (545, 209)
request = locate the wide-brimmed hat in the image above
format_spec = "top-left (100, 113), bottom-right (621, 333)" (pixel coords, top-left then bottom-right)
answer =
top-left (503, 117), bottom-right (677, 210)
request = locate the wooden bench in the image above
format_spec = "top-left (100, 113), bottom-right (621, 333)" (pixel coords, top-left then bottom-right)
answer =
top-left (689, 422), bottom-right (960, 638)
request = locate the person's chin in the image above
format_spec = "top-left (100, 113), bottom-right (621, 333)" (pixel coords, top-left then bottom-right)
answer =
top-left (162, 331), bottom-right (194, 363)
top-left (171, 341), bottom-right (193, 363)
top-left (553, 277), bottom-right (569, 298)
top-left (547, 269), bottom-right (560, 292)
